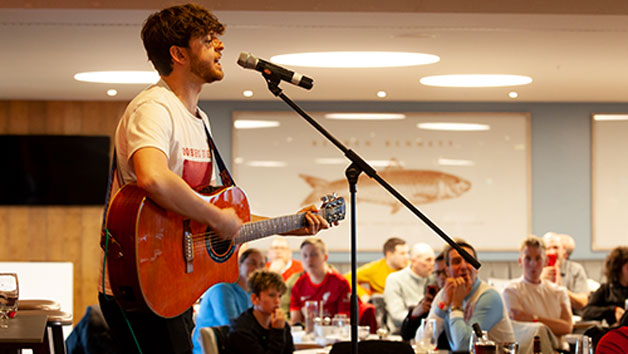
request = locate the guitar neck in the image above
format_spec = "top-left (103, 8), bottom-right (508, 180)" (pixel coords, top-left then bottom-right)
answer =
top-left (235, 212), bottom-right (310, 244)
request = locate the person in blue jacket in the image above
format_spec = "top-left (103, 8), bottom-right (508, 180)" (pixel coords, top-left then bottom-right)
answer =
top-left (192, 248), bottom-right (265, 354)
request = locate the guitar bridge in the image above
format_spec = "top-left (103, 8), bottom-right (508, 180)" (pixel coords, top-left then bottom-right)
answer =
top-left (183, 220), bottom-right (194, 273)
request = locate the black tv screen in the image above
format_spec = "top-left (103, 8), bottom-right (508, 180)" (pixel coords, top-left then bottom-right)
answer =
top-left (1, 135), bottom-right (111, 205)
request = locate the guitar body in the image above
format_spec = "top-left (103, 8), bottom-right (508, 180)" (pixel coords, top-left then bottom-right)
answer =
top-left (105, 183), bottom-right (251, 318)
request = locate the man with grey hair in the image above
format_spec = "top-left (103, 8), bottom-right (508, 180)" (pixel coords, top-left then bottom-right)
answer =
top-left (541, 232), bottom-right (589, 311)
top-left (559, 233), bottom-right (576, 259)
top-left (384, 242), bottom-right (435, 333)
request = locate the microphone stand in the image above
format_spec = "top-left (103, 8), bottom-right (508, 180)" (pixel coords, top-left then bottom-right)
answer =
top-left (262, 73), bottom-right (481, 354)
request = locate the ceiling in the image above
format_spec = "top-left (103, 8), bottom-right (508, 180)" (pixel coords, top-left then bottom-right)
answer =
top-left (3, 1), bottom-right (628, 102)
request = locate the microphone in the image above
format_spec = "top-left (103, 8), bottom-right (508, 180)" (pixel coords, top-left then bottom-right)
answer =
top-left (237, 52), bottom-right (313, 90)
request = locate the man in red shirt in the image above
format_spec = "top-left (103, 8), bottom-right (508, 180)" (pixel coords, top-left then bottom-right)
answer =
top-left (289, 238), bottom-right (350, 323)
top-left (266, 238), bottom-right (304, 281)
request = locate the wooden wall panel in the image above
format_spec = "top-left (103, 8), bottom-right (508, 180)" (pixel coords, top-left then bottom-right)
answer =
top-left (0, 102), bottom-right (8, 133)
top-left (0, 100), bottom-right (128, 324)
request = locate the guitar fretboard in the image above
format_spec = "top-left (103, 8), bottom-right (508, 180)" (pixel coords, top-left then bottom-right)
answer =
top-left (235, 212), bottom-right (311, 244)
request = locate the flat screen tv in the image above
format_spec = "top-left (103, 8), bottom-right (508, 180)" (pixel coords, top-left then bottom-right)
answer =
top-left (1, 135), bottom-right (111, 205)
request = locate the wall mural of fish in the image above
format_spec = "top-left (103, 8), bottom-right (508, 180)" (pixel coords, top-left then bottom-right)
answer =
top-left (299, 161), bottom-right (471, 213)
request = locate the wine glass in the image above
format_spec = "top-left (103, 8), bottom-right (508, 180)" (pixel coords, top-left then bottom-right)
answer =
top-left (0, 273), bottom-right (19, 329)
top-left (416, 318), bottom-right (437, 353)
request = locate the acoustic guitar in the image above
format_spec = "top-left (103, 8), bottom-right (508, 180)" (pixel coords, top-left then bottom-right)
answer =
top-left (104, 183), bottom-right (345, 318)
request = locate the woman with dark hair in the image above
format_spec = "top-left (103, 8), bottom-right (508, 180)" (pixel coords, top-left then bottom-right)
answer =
top-left (582, 246), bottom-right (628, 325)
top-left (192, 248), bottom-right (265, 354)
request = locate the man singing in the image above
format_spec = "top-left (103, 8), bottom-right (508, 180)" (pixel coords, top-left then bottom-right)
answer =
top-left (98, 4), bottom-right (328, 353)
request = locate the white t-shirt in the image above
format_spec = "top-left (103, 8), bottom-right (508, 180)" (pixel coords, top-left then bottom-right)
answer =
top-left (502, 277), bottom-right (572, 325)
top-left (114, 79), bottom-right (214, 188)
top-left (99, 80), bottom-right (215, 293)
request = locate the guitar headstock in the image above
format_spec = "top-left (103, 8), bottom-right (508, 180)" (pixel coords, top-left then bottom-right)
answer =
top-left (319, 193), bottom-right (346, 225)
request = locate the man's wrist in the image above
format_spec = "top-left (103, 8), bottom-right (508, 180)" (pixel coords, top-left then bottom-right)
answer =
top-left (450, 305), bottom-right (463, 313)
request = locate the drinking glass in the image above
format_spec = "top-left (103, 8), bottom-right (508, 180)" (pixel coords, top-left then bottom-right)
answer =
top-left (501, 342), bottom-right (518, 354)
top-left (415, 318), bottom-right (437, 353)
top-left (332, 313), bottom-right (349, 338)
top-left (0, 273), bottom-right (19, 329)
top-left (304, 300), bottom-right (319, 334)
top-left (575, 335), bottom-right (593, 354)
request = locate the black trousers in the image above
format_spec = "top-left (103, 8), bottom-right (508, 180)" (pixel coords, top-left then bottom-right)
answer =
top-left (98, 293), bottom-right (194, 354)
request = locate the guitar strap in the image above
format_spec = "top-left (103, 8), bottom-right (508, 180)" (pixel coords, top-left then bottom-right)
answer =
top-left (100, 117), bottom-right (235, 232)
top-left (202, 119), bottom-right (236, 188)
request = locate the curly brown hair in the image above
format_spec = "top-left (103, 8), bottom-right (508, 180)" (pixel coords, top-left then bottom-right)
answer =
top-left (141, 3), bottom-right (225, 76)
top-left (247, 269), bottom-right (287, 297)
top-left (604, 246), bottom-right (628, 284)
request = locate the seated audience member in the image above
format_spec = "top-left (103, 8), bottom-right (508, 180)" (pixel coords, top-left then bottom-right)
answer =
top-left (502, 237), bottom-right (573, 341)
top-left (192, 248), bottom-right (265, 354)
top-left (560, 233), bottom-right (576, 260)
top-left (542, 232), bottom-right (589, 311)
top-left (596, 326), bottom-right (628, 354)
top-left (424, 239), bottom-right (515, 352)
top-left (384, 242), bottom-right (435, 334)
top-left (229, 269), bottom-right (294, 354)
top-left (582, 246), bottom-right (628, 326)
top-left (400, 252), bottom-right (449, 349)
top-left (266, 238), bottom-right (304, 281)
top-left (289, 238), bottom-right (350, 324)
top-left (344, 237), bottom-right (409, 303)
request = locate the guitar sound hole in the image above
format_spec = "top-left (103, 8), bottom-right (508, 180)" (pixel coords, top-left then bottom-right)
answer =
top-left (206, 227), bottom-right (233, 260)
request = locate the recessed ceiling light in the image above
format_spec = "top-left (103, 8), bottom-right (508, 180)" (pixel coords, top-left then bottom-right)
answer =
top-left (420, 74), bottom-right (532, 88)
top-left (593, 114), bottom-right (628, 121)
top-left (106, 89), bottom-right (118, 97)
top-left (417, 122), bottom-right (490, 131)
top-left (377, 91), bottom-right (387, 98)
top-left (246, 161), bottom-right (287, 167)
top-left (325, 113), bottom-right (406, 120)
top-left (233, 120), bottom-right (280, 129)
top-left (270, 52), bottom-right (440, 68)
top-left (242, 90), bottom-right (254, 97)
top-left (74, 71), bottom-right (159, 84)
top-left (508, 91), bottom-right (519, 99)
top-left (314, 158), bottom-right (399, 167)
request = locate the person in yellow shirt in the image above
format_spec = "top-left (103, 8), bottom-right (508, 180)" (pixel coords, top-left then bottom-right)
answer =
top-left (344, 237), bottom-right (409, 303)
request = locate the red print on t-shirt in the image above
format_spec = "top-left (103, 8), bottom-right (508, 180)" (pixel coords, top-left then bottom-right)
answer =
top-left (181, 147), bottom-right (212, 190)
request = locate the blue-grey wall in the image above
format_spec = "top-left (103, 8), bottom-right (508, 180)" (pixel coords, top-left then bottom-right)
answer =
top-left (200, 100), bottom-right (628, 262)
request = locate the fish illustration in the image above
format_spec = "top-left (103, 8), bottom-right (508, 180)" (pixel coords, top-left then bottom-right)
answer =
top-left (299, 161), bottom-right (471, 213)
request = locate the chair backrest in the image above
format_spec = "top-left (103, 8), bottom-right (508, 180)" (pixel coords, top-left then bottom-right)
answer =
top-left (510, 320), bottom-right (558, 354)
top-left (200, 327), bottom-right (219, 354)
top-left (369, 294), bottom-right (387, 330)
top-left (329, 340), bottom-right (414, 354)
top-left (200, 326), bottom-right (230, 354)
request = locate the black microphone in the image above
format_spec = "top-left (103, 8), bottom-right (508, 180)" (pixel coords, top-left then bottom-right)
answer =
top-left (237, 52), bottom-right (313, 90)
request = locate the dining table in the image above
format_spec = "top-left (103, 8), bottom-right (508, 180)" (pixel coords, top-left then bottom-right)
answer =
top-left (0, 314), bottom-right (50, 354)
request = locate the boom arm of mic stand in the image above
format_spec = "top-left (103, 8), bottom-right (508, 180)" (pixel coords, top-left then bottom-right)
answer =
top-left (262, 79), bottom-right (481, 270)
